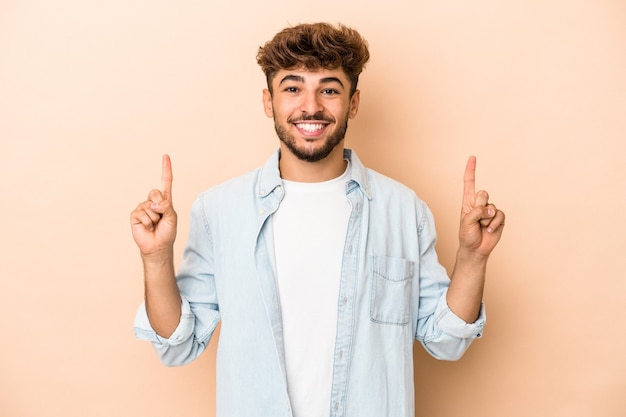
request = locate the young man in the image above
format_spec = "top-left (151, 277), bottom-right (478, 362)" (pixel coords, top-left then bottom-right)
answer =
top-left (131, 23), bottom-right (505, 417)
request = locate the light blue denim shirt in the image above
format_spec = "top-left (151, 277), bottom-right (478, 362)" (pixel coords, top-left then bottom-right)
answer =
top-left (134, 149), bottom-right (485, 417)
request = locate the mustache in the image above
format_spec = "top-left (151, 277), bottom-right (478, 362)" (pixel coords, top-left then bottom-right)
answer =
top-left (288, 112), bottom-right (335, 124)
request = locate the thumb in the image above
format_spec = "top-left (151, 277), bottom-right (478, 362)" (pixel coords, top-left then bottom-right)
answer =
top-left (148, 189), bottom-right (174, 215)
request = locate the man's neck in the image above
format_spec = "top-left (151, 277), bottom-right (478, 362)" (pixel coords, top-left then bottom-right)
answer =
top-left (279, 146), bottom-right (347, 183)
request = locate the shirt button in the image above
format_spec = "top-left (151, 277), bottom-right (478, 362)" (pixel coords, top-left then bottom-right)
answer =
top-left (259, 209), bottom-right (265, 215)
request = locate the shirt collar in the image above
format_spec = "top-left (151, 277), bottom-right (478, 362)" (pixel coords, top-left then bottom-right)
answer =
top-left (256, 148), bottom-right (372, 200)
top-left (343, 149), bottom-right (372, 200)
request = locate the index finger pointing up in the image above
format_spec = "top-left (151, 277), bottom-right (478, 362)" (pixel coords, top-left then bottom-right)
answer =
top-left (462, 155), bottom-right (476, 213)
top-left (161, 154), bottom-right (173, 198)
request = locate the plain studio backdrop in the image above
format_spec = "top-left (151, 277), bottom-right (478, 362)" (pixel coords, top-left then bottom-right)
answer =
top-left (1, 1), bottom-right (625, 416)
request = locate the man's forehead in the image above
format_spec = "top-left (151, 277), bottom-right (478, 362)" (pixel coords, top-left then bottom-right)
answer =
top-left (274, 68), bottom-right (349, 85)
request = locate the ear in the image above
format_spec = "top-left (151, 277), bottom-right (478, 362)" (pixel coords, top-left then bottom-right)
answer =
top-left (348, 90), bottom-right (360, 119)
top-left (262, 89), bottom-right (273, 118)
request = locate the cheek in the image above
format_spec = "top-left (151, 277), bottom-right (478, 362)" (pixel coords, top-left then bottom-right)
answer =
top-left (272, 103), bottom-right (298, 121)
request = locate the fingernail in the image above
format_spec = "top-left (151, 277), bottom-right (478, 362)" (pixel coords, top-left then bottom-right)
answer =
top-left (488, 209), bottom-right (495, 216)
top-left (151, 203), bottom-right (159, 210)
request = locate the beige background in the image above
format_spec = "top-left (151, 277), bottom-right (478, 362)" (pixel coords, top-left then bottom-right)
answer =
top-left (1, 0), bottom-right (625, 416)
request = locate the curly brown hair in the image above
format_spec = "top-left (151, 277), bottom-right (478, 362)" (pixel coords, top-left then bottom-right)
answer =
top-left (257, 22), bottom-right (370, 96)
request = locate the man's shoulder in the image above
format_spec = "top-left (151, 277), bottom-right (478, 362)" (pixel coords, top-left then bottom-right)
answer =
top-left (347, 149), bottom-right (417, 200)
top-left (365, 167), bottom-right (419, 200)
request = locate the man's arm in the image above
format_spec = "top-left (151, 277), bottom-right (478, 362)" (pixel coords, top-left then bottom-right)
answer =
top-left (447, 156), bottom-right (505, 323)
top-left (130, 155), bottom-right (181, 338)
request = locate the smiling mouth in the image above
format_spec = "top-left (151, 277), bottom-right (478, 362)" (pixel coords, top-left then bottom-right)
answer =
top-left (295, 122), bottom-right (328, 133)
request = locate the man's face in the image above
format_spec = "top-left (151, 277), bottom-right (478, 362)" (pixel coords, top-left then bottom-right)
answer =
top-left (263, 67), bottom-right (360, 163)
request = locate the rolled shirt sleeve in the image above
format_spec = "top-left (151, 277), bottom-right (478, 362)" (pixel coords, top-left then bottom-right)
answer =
top-left (418, 287), bottom-right (486, 360)
top-left (133, 297), bottom-right (195, 346)
top-left (434, 288), bottom-right (486, 339)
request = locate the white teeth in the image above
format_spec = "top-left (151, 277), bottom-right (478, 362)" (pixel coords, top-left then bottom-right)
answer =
top-left (296, 123), bottom-right (325, 132)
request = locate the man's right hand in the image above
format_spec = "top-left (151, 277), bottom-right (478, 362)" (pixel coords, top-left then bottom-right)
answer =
top-left (130, 155), bottom-right (178, 260)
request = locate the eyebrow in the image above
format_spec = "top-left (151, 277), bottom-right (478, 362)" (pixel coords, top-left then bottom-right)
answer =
top-left (278, 74), bottom-right (345, 88)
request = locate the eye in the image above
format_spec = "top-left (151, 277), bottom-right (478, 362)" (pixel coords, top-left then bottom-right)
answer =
top-left (284, 86), bottom-right (299, 93)
top-left (322, 88), bottom-right (339, 95)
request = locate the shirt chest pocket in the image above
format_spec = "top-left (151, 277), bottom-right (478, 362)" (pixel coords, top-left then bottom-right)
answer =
top-left (369, 255), bottom-right (415, 326)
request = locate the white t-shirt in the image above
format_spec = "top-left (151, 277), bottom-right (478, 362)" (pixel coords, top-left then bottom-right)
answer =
top-left (272, 164), bottom-right (351, 417)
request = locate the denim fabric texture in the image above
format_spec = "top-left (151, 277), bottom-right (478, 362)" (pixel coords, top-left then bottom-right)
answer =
top-left (134, 149), bottom-right (486, 417)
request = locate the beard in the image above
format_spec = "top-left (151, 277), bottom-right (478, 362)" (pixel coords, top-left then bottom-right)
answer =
top-left (274, 112), bottom-right (349, 163)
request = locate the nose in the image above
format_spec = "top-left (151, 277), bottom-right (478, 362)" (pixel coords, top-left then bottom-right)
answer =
top-left (300, 91), bottom-right (323, 115)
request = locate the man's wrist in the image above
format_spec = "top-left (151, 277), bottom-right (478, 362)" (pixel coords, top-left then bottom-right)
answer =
top-left (141, 248), bottom-right (174, 269)
top-left (455, 247), bottom-right (489, 269)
